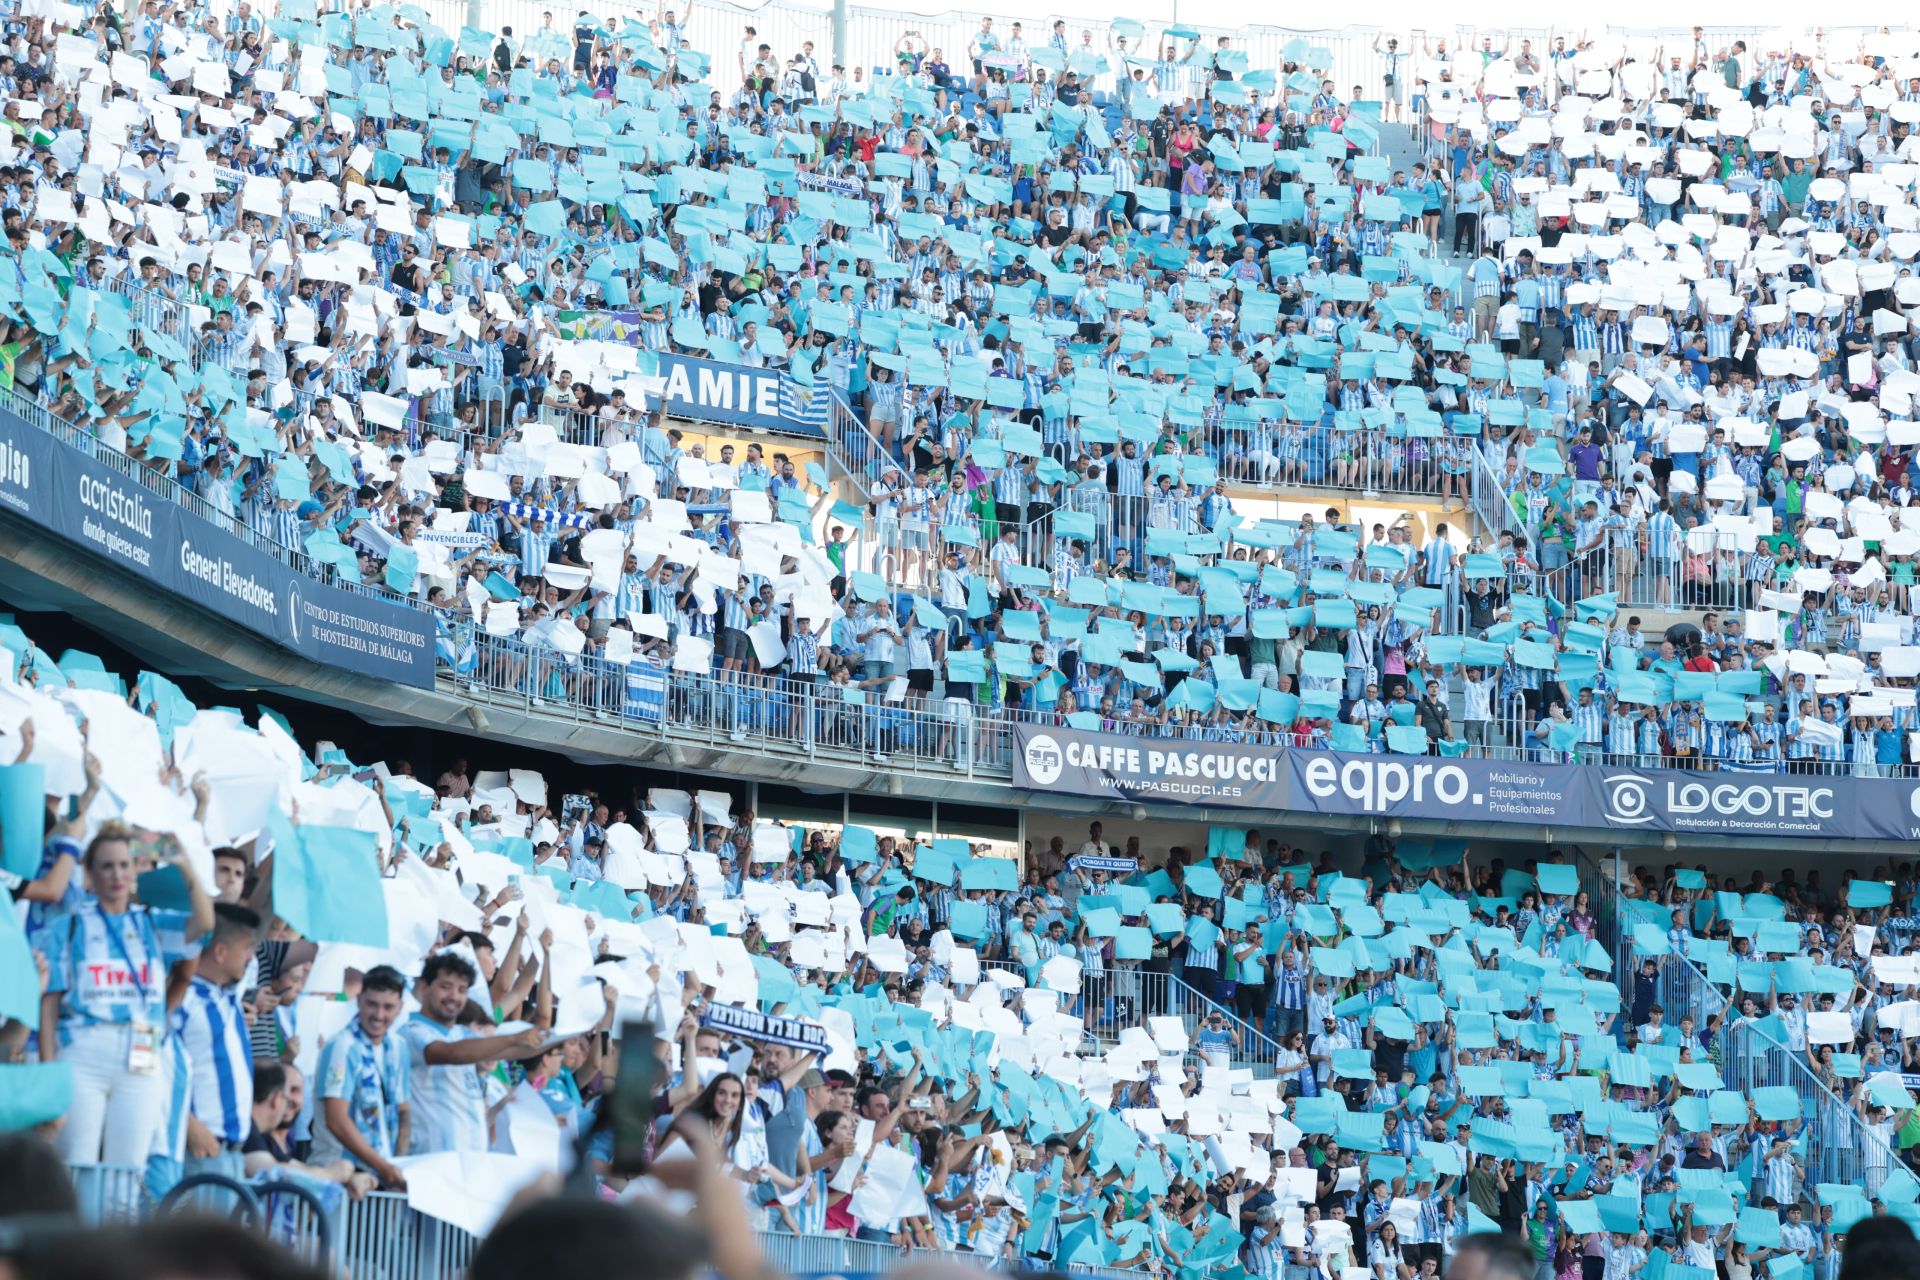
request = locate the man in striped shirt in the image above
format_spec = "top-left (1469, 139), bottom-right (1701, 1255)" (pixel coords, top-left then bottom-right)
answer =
top-left (174, 904), bottom-right (263, 1182)
top-left (512, 514), bottom-right (555, 578)
top-left (1571, 688), bottom-right (1605, 755)
top-left (1645, 500), bottom-right (1681, 605)
top-left (785, 617), bottom-right (820, 685)
top-left (1606, 705), bottom-right (1642, 764)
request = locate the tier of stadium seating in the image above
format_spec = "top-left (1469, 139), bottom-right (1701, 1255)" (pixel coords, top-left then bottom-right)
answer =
top-left (3, 5), bottom-right (1920, 1279)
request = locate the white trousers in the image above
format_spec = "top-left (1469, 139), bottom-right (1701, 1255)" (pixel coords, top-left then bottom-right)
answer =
top-left (53, 1022), bottom-right (168, 1168)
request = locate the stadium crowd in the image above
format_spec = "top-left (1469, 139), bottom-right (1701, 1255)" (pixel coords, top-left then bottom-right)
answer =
top-left (4, 2), bottom-right (1920, 1277)
top-left (0, 629), bottom-right (1919, 1280)
top-left (7, 4), bottom-right (1920, 773)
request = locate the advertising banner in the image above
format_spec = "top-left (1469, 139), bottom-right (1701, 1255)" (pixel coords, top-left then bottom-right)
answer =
top-left (1012, 725), bottom-right (1920, 842)
top-left (0, 409), bottom-right (436, 688)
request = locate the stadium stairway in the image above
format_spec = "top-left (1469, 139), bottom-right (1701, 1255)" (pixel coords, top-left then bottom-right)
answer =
top-left (990, 960), bottom-right (1287, 1078)
top-left (1374, 121), bottom-right (1426, 180)
top-left (1573, 847), bottom-right (1902, 1191)
top-left (1371, 121), bottom-right (1473, 297)
top-left (1143, 967), bottom-right (1288, 1079)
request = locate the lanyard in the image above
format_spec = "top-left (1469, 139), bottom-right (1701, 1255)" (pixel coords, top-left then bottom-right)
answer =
top-left (95, 907), bottom-right (153, 1008)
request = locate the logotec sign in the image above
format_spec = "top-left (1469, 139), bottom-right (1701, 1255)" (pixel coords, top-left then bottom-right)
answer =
top-left (0, 407), bottom-right (435, 689)
top-left (1013, 725), bottom-right (1920, 842)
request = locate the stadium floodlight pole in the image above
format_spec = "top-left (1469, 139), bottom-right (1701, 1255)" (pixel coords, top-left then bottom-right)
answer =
top-left (832, 0), bottom-right (847, 74)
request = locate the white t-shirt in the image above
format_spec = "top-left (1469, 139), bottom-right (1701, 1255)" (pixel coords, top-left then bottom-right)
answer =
top-left (1309, 1030), bottom-right (1351, 1083)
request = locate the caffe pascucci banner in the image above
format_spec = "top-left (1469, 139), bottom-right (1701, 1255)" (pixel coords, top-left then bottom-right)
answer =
top-left (0, 407), bottom-right (435, 688)
top-left (1012, 725), bottom-right (1920, 842)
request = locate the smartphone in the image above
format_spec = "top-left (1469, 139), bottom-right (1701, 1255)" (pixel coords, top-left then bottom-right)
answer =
top-left (605, 1020), bottom-right (666, 1175)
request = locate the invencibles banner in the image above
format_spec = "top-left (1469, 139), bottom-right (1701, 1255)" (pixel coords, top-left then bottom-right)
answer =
top-left (1013, 725), bottom-right (1920, 842)
top-left (0, 408), bottom-right (435, 689)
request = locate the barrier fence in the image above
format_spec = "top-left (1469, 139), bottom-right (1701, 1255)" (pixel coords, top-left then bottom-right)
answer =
top-left (98, 272), bottom-right (193, 344)
top-left (1537, 525), bottom-right (1759, 614)
top-left (62, 1165), bottom-right (1149, 1280)
top-left (66, 1162), bottom-right (149, 1223)
top-left (337, 1190), bottom-right (477, 1280)
top-left (980, 961), bottom-right (1286, 1078)
top-left (459, 632), bottom-right (1920, 789)
top-left (755, 1226), bottom-right (1150, 1279)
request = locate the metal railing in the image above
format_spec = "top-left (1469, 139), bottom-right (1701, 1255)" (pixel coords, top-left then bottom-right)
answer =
top-left (1579, 875), bottom-right (1911, 1200)
top-left (340, 1190), bottom-right (477, 1280)
top-left (1564, 843), bottom-right (1620, 958)
top-left (455, 632), bottom-right (1920, 783)
top-left (828, 386), bottom-right (901, 486)
top-left (1467, 447), bottom-right (1516, 542)
top-left (979, 962), bottom-right (1284, 1078)
top-left (97, 272), bottom-right (193, 342)
top-left (66, 1162), bottom-right (150, 1223)
top-left (1001, 487), bottom-right (1201, 580)
top-left (755, 1227), bottom-right (1150, 1278)
top-left (1536, 525), bottom-right (1764, 613)
top-left (533, 403), bottom-right (647, 449)
top-left (461, 639), bottom-right (1010, 777)
top-left (1145, 967), bottom-right (1286, 1079)
top-left (1203, 422), bottom-right (1481, 505)
top-left (833, 394), bottom-right (1494, 555)
top-left (63, 1164), bottom-right (1147, 1280)
top-left (1718, 1016), bottom-right (1908, 1195)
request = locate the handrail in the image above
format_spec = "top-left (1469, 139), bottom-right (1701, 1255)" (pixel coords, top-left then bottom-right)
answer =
top-left (156, 1173), bottom-right (263, 1225)
top-left (96, 271), bottom-right (193, 342)
top-left (1565, 844), bottom-right (1619, 959)
top-left (1467, 445), bottom-right (1514, 544)
top-left (1718, 1010), bottom-right (1908, 1191)
top-left (451, 636), bottom-right (1920, 785)
top-left (979, 959), bottom-right (1285, 1077)
top-left (62, 1165), bottom-right (1150, 1280)
top-left (1533, 523), bottom-right (1751, 614)
top-left (1578, 870), bottom-right (1906, 1194)
top-left (1168, 967), bottom-right (1288, 1078)
top-left (828, 385), bottom-right (903, 485)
